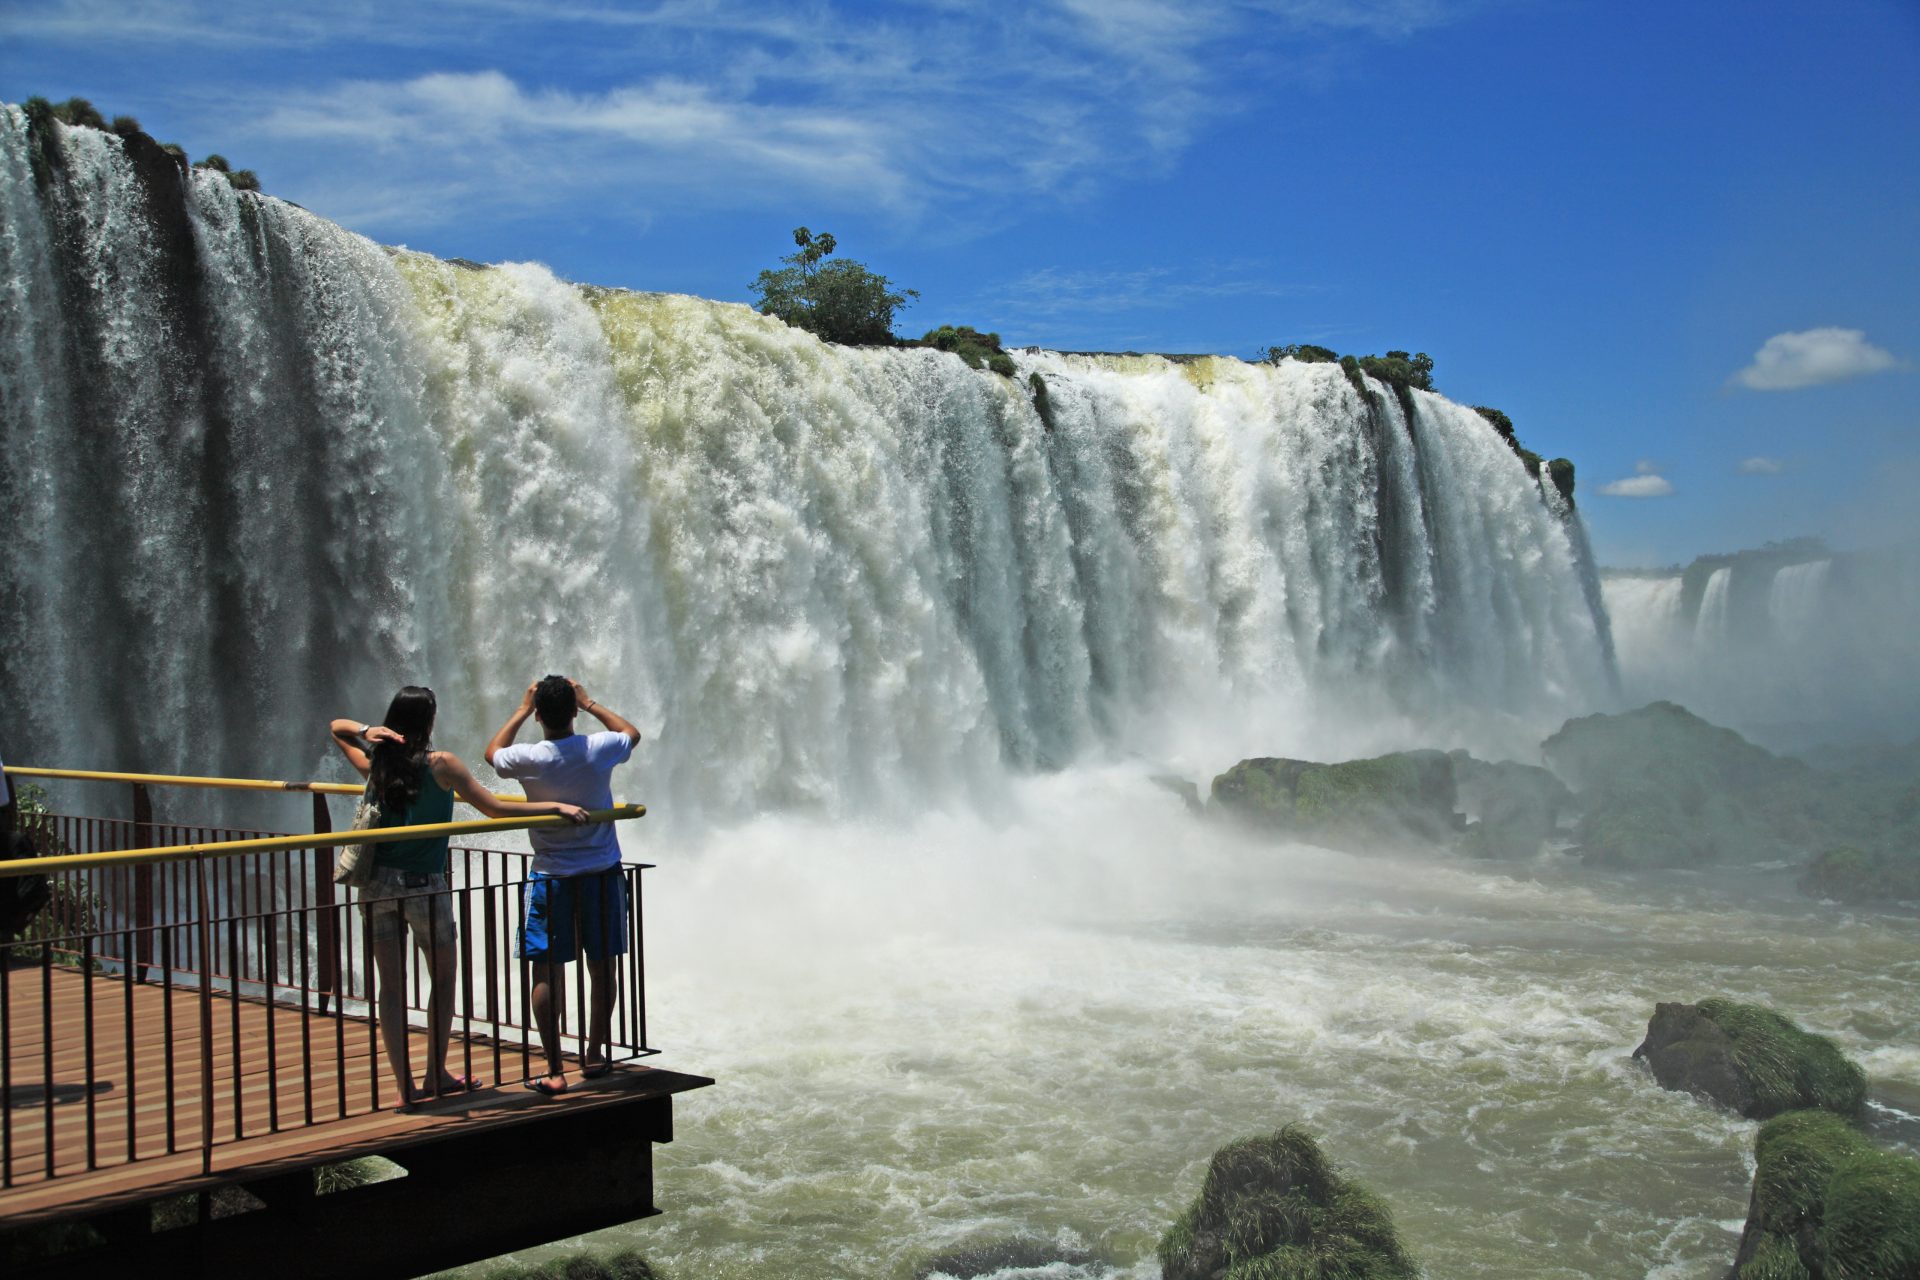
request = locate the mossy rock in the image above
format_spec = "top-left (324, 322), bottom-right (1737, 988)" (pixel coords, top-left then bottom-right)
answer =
top-left (1731, 1109), bottom-right (1920, 1279)
top-left (1211, 751), bottom-right (1457, 852)
top-left (1542, 702), bottom-right (1879, 868)
top-left (1633, 1000), bottom-right (1866, 1119)
top-left (1448, 751), bottom-right (1571, 859)
top-left (1158, 1127), bottom-right (1417, 1280)
top-left (1800, 846), bottom-right (1920, 907)
top-left (479, 1247), bottom-right (664, 1280)
top-left (914, 1236), bottom-right (1094, 1278)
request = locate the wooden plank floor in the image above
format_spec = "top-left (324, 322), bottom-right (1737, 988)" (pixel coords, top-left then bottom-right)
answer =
top-left (1, 964), bottom-right (709, 1228)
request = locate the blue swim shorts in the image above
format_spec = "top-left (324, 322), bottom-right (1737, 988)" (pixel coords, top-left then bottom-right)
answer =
top-left (518, 866), bottom-right (630, 964)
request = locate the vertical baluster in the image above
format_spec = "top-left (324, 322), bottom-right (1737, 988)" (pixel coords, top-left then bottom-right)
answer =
top-left (83, 933), bottom-right (96, 1169)
top-left (313, 793), bottom-right (337, 1016)
top-left (196, 857), bottom-right (215, 1175)
top-left (131, 784), bottom-right (155, 983)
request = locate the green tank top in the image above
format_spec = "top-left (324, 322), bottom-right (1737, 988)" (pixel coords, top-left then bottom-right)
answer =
top-left (374, 757), bottom-right (454, 874)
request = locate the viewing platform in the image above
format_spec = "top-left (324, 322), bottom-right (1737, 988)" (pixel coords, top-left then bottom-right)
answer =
top-left (0, 766), bottom-right (711, 1278)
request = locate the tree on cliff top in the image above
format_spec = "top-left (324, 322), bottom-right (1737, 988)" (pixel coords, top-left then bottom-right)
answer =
top-left (750, 227), bottom-right (917, 346)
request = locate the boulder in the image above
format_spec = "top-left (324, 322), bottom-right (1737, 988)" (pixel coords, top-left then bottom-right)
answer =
top-left (915, 1237), bottom-right (1094, 1278)
top-left (1158, 1127), bottom-right (1417, 1280)
top-left (1729, 1109), bottom-right (1920, 1279)
top-left (1449, 751), bottom-right (1571, 859)
top-left (1542, 702), bottom-right (1881, 868)
top-left (1799, 846), bottom-right (1920, 907)
top-left (1633, 1000), bottom-right (1865, 1120)
top-left (1210, 751), bottom-right (1457, 851)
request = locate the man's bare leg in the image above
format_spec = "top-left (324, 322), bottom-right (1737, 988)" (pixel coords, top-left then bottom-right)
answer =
top-left (529, 954), bottom-right (568, 1091)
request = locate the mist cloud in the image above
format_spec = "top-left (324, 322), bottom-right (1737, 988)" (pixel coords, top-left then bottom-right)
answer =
top-left (1737, 456), bottom-right (1785, 475)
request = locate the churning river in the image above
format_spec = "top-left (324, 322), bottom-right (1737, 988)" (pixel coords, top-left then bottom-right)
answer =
top-left (504, 765), bottom-right (1918, 1280)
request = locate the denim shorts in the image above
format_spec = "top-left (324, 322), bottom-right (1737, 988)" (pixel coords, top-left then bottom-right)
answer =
top-left (518, 867), bottom-right (628, 963)
top-left (360, 867), bottom-right (457, 952)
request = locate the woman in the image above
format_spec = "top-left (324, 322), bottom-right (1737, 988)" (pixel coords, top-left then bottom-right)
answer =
top-left (330, 686), bottom-right (587, 1107)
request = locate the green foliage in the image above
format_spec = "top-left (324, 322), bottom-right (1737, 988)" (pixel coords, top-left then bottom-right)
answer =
top-left (479, 1247), bottom-right (665, 1280)
top-left (1471, 405), bottom-right (1515, 444)
top-left (1029, 371), bottom-right (1055, 431)
top-left (1546, 457), bottom-right (1575, 502)
top-left (195, 153), bottom-right (231, 173)
top-left (159, 142), bottom-right (187, 163)
top-left (51, 97), bottom-right (107, 129)
top-left (1211, 751), bottom-right (1457, 850)
top-left (1696, 999), bottom-right (1867, 1118)
top-left (1158, 1128), bottom-right (1417, 1280)
top-left (1265, 343), bottom-right (1340, 364)
top-left (110, 114), bottom-right (142, 137)
top-left (1743, 1110), bottom-right (1920, 1279)
top-left (917, 325), bottom-right (1016, 377)
top-left (750, 226), bottom-right (917, 346)
top-left (228, 169), bottom-right (261, 192)
top-left (1354, 350), bottom-right (1434, 393)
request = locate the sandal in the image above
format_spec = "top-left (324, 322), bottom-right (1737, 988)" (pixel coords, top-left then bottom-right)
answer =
top-left (527, 1075), bottom-right (568, 1096)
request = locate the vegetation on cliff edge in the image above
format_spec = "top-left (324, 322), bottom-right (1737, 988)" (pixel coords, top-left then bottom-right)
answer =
top-left (1738, 1110), bottom-right (1920, 1279)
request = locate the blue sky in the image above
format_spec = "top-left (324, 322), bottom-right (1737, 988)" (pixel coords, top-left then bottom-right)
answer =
top-left (5, 0), bottom-right (1916, 566)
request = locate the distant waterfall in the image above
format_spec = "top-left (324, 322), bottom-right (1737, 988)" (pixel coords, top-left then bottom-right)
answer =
top-left (1767, 559), bottom-right (1830, 638)
top-left (0, 108), bottom-right (1614, 826)
top-left (1693, 568), bottom-right (1732, 650)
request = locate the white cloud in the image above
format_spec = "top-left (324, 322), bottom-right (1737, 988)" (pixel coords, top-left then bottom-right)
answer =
top-left (1737, 456), bottom-right (1785, 475)
top-left (15, 0), bottom-right (1472, 234)
top-left (1633, 459), bottom-right (1659, 475)
top-left (1731, 327), bottom-right (1904, 391)
top-left (1597, 473), bottom-right (1675, 498)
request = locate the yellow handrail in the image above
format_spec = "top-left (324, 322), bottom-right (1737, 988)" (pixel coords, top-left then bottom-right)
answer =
top-left (4, 764), bottom-right (529, 802)
top-left (0, 805), bottom-right (646, 877)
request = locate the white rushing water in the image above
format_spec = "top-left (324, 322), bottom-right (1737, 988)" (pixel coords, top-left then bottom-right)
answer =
top-left (16, 111), bottom-right (1912, 1280)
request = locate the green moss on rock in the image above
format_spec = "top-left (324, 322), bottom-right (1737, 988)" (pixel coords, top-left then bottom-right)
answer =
top-left (1211, 751), bottom-right (1457, 851)
top-left (1158, 1128), bottom-right (1417, 1280)
top-left (1633, 1000), bottom-right (1866, 1119)
top-left (1800, 845), bottom-right (1920, 906)
top-left (1543, 702), bottom-right (1866, 868)
top-left (1734, 1110), bottom-right (1920, 1279)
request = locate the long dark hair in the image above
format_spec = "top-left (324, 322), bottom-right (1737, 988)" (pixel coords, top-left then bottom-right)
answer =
top-left (367, 686), bottom-right (435, 816)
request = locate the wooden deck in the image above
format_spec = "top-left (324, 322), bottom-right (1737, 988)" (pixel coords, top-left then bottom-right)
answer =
top-left (1, 962), bottom-right (711, 1230)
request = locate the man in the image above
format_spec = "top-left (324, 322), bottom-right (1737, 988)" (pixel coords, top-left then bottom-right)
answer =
top-left (486, 675), bottom-right (642, 1094)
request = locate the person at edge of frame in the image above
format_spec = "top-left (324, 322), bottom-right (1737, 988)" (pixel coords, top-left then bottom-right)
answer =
top-left (485, 676), bottom-right (642, 1096)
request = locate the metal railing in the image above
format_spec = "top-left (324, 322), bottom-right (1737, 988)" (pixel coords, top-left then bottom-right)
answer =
top-left (0, 765), bottom-right (653, 1190)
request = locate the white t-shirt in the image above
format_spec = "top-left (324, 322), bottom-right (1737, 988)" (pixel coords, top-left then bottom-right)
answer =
top-left (490, 731), bottom-right (634, 875)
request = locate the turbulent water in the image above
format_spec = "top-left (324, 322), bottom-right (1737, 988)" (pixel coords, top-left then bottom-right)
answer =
top-left (10, 111), bottom-right (1914, 1280)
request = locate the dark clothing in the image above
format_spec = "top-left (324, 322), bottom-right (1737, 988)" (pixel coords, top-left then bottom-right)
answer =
top-left (374, 759), bottom-right (453, 874)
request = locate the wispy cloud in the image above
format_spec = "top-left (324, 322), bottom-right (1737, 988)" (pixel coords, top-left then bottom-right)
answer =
top-left (1597, 464), bottom-right (1674, 498)
top-left (1737, 456), bottom-right (1785, 475)
top-left (1730, 327), bottom-right (1905, 391)
top-left (12, 0), bottom-right (1473, 234)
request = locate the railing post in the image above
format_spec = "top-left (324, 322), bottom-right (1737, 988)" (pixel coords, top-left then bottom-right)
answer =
top-left (195, 854), bottom-right (216, 1176)
top-left (131, 782), bottom-right (156, 983)
top-left (311, 792), bottom-right (338, 1015)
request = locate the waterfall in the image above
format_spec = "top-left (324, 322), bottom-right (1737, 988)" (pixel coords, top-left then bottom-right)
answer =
top-left (1692, 567), bottom-right (1732, 651)
top-left (1767, 559), bottom-right (1831, 639)
top-left (0, 108), bottom-right (1614, 828)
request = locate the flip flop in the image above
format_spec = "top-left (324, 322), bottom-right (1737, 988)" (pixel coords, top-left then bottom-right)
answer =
top-left (526, 1076), bottom-right (568, 1097)
top-left (581, 1061), bottom-right (610, 1080)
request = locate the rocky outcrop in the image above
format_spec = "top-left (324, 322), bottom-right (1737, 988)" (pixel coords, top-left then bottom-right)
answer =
top-left (1633, 1000), bottom-right (1866, 1120)
top-left (1210, 751), bottom-right (1457, 852)
top-left (1729, 1110), bottom-right (1920, 1279)
top-left (1449, 751), bottom-right (1571, 859)
top-left (1158, 1128), bottom-right (1417, 1280)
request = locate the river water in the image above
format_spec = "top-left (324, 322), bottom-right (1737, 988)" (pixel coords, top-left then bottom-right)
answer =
top-left (487, 763), bottom-right (1920, 1280)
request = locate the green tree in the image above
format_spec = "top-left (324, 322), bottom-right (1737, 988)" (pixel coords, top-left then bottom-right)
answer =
top-left (750, 227), bottom-right (917, 346)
